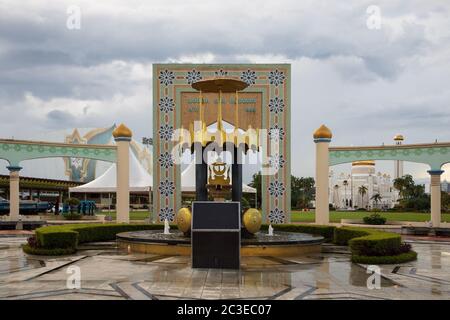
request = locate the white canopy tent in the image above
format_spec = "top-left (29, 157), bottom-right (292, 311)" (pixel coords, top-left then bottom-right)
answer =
top-left (70, 149), bottom-right (256, 196)
top-left (69, 151), bottom-right (152, 193)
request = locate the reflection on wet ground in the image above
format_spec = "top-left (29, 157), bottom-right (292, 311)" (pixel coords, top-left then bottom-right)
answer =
top-left (0, 236), bottom-right (449, 300)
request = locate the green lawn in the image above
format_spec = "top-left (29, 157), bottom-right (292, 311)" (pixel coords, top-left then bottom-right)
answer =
top-left (291, 211), bottom-right (450, 223)
top-left (101, 210), bottom-right (450, 223)
top-left (101, 211), bottom-right (152, 221)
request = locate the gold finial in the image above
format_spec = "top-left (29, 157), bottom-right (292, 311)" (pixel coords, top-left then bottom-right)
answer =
top-left (393, 134), bottom-right (404, 141)
top-left (113, 123), bottom-right (133, 138)
top-left (313, 124), bottom-right (332, 139)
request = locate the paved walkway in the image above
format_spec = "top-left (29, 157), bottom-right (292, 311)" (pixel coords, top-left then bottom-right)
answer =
top-left (0, 236), bottom-right (449, 300)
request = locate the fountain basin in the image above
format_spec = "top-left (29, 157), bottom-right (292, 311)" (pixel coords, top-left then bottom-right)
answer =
top-left (117, 230), bottom-right (324, 257)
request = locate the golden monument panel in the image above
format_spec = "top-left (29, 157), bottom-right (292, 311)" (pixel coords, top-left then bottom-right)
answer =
top-left (181, 91), bottom-right (262, 130)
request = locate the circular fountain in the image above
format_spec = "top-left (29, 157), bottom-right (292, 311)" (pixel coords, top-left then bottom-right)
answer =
top-left (117, 230), bottom-right (324, 257)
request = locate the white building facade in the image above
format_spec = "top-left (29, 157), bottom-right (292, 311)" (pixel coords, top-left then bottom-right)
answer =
top-left (329, 161), bottom-right (399, 210)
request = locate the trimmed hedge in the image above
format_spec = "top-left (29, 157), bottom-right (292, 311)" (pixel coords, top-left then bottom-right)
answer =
top-left (261, 224), bottom-right (336, 242)
top-left (33, 223), bottom-right (174, 252)
top-left (22, 244), bottom-right (76, 256)
top-left (334, 226), bottom-right (416, 264)
top-left (349, 233), bottom-right (402, 256)
top-left (351, 251), bottom-right (417, 264)
top-left (335, 227), bottom-right (402, 255)
top-left (334, 227), bottom-right (369, 246)
top-left (36, 228), bottom-right (78, 249)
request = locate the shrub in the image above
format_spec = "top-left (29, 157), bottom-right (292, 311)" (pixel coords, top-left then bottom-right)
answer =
top-left (363, 213), bottom-right (387, 225)
top-left (27, 235), bottom-right (39, 249)
top-left (351, 250), bottom-right (417, 264)
top-left (65, 197), bottom-right (80, 214)
top-left (334, 227), bottom-right (369, 245)
top-left (65, 198), bottom-right (80, 206)
top-left (22, 244), bottom-right (76, 256)
top-left (72, 224), bottom-right (175, 244)
top-left (36, 227), bottom-right (78, 249)
top-left (261, 224), bottom-right (336, 242)
top-left (62, 212), bottom-right (83, 220)
top-left (349, 233), bottom-right (402, 256)
top-left (31, 223), bottom-right (175, 254)
top-left (334, 226), bottom-right (416, 264)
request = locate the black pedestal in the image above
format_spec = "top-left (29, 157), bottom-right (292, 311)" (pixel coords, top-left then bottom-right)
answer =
top-left (231, 146), bottom-right (243, 202)
top-left (191, 201), bottom-right (241, 269)
top-left (195, 145), bottom-right (208, 201)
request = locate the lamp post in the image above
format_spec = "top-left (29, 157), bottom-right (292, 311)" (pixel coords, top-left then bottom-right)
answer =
top-left (142, 137), bottom-right (153, 149)
top-left (141, 136), bottom-right (153, 222)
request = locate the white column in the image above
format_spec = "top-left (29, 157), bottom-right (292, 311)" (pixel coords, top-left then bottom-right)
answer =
top-left (113, 124), bottom-right (132, 224)
top-left (428, 170), bottom-right (443, 228)
top-left (115, 138), bottom-right (130, 223)
top-left (7, 166), bottom-right (22, 221)
top-left (314, 133), bottom-right (331, 225)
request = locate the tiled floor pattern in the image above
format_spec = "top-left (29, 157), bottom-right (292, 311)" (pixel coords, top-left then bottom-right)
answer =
top-left (0, 237), bottom-right (449, 300)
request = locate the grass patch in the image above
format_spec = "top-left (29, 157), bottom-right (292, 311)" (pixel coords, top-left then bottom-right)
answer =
top-left (100, 211), bottom-right (151, 221)
top-left (291, 211), bottom-right (450, 223)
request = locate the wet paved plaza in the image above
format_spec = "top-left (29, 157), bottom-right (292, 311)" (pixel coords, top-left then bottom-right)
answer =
top-left (0, 236), bottom-right (449, 300)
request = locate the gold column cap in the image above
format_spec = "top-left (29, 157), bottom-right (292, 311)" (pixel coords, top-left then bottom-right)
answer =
top-left (313, 124), bottom-right (332, 139)
top-left (113, 123), bottom-right (133, 138)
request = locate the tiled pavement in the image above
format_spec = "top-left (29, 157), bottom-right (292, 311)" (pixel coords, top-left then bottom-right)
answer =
top-left (0, 236), bottom-right (449, 300)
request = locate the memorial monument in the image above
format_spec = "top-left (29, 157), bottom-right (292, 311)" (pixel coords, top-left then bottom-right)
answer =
top-left (117, 65), bottom-right (324, 269)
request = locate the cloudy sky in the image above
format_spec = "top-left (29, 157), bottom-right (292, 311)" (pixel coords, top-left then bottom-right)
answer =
top-left (1, 0), bottom-right (449, 183)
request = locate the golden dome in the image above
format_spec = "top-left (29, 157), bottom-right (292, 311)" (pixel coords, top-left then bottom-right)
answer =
top-left (313, 124), bottom-right (332, 139)
top-left (243, 208), bottom-right (262, 234)
top-left (112, 123), bottom-right (133, 138)
top-left (352, 160), bottom-right (375, 166)
top-left (176, 208), bottom-right (192, 234)
top-left (393, 134), bottom-right (404, 141)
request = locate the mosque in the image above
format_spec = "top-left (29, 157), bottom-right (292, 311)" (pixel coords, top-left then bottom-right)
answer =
top-left (328, 135), bottom-right (404, 210)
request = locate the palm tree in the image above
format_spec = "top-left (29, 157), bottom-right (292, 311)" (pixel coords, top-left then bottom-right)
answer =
top-left (343, 180), bottom-right (348, 208)
top-left (371, 193), bottom-right (382, 208)
top-left (358, 185), bottom-right (368, 208)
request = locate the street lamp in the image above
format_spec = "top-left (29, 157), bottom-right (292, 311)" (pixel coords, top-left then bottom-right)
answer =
top-left (142, 137), bottom-right (153, 149)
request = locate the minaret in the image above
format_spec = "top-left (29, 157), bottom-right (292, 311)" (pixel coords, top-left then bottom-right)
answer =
top-left (393, 134), bottom-right (404, 179)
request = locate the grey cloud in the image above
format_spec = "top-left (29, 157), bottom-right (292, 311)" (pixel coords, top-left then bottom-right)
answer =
top-left (0, 0), bottom-right (449, 181)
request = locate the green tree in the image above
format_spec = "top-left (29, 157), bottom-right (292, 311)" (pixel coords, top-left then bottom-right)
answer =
top-left (291, 176), bottom-right (315, 209)
top-left (358, 185), bottom-right (368, 208)
top-left (248, 171), bottom-right (262, 208)
top-left (393, 175), bottom-right (415, 199)
top-left (248, 172), bottom-right (315, 209)
top-left (441, 191), bottom-right (450, 211)
top-left (371, 193), bottom-right (382, 208)
top-left (393, 175), bottom-right (430, 211)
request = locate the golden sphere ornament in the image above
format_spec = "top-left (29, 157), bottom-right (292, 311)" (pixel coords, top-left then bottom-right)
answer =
top-left (243, 208), bottom-right (262, 234)
top-left (176, 208), bottom-right (192, 234)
